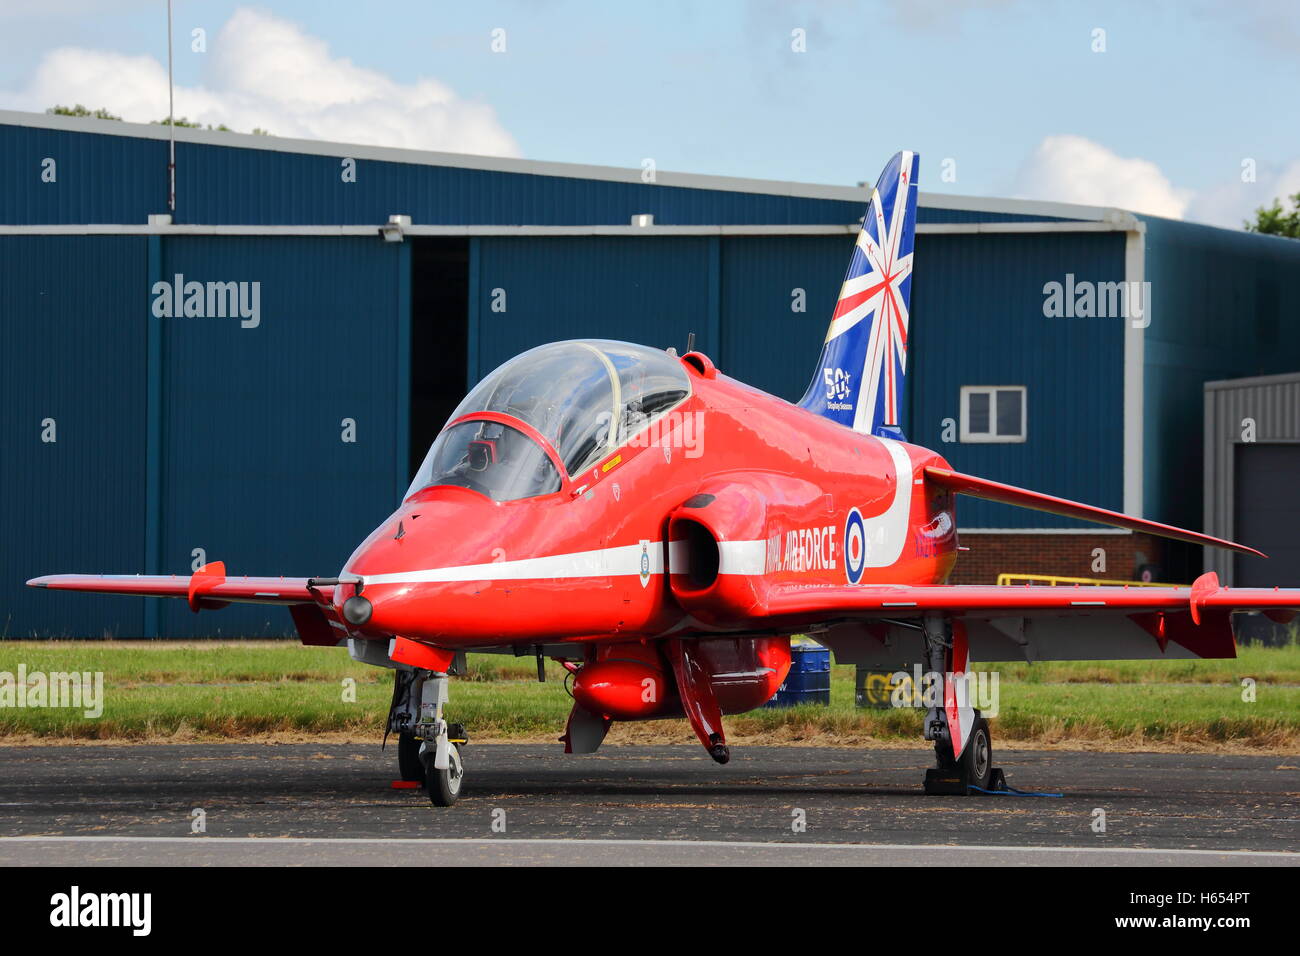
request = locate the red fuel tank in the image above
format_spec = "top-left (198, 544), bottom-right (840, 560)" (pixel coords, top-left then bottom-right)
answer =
top-left (572, 652), bottom-right (670, 721)
top-left (571, 637), bottom-right (791, 721)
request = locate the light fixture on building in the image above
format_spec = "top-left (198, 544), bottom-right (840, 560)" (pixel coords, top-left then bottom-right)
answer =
top-left (380, 214), bottom-right (411, 242)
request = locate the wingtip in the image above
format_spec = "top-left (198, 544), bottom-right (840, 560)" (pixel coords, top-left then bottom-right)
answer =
top-left (1226, 541), bottom-right (1267, 559)
top-left (26, 577), bottom-right (49, 588)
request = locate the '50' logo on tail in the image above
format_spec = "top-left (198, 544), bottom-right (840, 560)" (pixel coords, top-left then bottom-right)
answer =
top-left (823, 367), bottom-right (853, 402)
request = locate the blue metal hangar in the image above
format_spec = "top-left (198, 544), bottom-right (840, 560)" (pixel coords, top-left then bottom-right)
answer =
top-left (3, 108), bottom-right (1298, 638)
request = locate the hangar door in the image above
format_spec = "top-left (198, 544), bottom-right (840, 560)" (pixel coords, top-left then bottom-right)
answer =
top-left (1233, 443), bottom-right (1300, 586)
top-left (157, 236), bottom-right (405, 637)
top-left (0, 237), bottom-right (148, 637)
top-left (472, 237), bottom-right (712, 380)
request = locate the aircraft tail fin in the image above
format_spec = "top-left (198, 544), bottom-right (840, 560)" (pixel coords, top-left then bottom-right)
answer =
top-left (798, 150), bottom-right (919, 439)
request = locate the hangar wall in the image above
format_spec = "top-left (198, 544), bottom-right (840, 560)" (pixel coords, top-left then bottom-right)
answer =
top-left (2, 234), bottom-right (409, 638)
top-left (1142, 218), bottom-right (1300, 533)
top-left (0, 112), bottom-right (1072, 228)
top-left (0, 237), bottom-right (148, 637)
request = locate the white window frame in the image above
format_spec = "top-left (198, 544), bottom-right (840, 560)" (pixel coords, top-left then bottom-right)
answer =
top-left (960, 385), bottom-right (1027, 443)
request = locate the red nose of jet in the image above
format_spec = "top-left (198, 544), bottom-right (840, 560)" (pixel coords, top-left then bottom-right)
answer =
top-left (332, 485), bottom-right (545, 644)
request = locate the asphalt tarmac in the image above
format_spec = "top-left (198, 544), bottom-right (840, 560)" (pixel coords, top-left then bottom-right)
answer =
top-left (0, 743), bottom-right (1296, 865)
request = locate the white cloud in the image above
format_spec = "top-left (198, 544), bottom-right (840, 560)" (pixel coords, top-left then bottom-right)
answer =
top-left (1011, 134), bottom-right (1192, 219)
top-left (0, 7), bottom-right (519, 157)
top-left (1185, 159), bottom-right (1300, 229)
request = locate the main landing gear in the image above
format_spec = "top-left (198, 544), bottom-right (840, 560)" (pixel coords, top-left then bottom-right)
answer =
top-left (388, 668), bottom-right (469, 806)
top-left (918, 613), bottom-right (1004, 796)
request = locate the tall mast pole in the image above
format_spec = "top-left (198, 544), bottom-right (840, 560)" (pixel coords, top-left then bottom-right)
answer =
top-left (167, 0), bottom-right (175, 212)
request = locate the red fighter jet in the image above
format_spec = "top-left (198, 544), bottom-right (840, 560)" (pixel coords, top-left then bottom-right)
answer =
top-left (31, 151), bottom-right (1300, 805)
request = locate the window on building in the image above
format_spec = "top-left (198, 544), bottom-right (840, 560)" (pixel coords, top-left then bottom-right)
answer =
top-left (960, 386), bottom-right (1026, 443)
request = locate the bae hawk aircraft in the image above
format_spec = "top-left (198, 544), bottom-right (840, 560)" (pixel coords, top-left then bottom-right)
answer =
top-left (31, 151), bottom-right (1300, 805)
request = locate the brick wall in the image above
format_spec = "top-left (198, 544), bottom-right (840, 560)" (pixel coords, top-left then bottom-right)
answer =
top-left (948, 532), bottom-right (1166, 585)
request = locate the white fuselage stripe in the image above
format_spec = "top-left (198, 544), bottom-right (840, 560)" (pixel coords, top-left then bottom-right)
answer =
top-left (860, 437), bottom-right (914, 569)
top-left (354, 539), bottom-right (769, 586)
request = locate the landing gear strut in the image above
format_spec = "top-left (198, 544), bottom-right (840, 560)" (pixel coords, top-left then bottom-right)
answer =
top-left (919, 613), bottom-right (1001, 795)
top-left (386, 667), bottom-right (468, 804)
top-left (414, 671), bottom-right (468, 806)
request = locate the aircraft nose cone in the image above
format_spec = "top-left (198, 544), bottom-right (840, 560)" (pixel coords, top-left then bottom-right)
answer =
top-left (341, 595), bottom-right (373, 626)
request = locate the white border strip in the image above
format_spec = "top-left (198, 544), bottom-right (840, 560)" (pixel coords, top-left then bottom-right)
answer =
top-left (1123, 225), bottom-right (1147, 518)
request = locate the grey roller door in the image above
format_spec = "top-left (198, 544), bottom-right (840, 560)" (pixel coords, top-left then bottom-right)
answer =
top-left (1233, 443), bottom-right (1300, 586)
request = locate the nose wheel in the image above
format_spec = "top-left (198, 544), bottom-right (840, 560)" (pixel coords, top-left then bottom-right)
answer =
top-left (424, 741), bottom-right (464, 806)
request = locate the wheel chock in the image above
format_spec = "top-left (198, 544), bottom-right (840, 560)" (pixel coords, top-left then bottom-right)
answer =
top-left (923, 767), bottom-right (968, 795)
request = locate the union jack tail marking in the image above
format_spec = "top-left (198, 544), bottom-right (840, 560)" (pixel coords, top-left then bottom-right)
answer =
top-left (799, 150), bottom-right (919, 439)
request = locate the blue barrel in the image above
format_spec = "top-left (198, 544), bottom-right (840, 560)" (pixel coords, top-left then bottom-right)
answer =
top-left (764, 642), bottom-right (832, 707)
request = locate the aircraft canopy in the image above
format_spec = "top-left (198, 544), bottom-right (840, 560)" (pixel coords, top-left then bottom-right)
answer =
top-left (407, 340), bottom-right (691, 500)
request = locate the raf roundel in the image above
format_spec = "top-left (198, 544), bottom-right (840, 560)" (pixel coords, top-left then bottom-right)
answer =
top-left (844, 507), bottom-right (866, 585)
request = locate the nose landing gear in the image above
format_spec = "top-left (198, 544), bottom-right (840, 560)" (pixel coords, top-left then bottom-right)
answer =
top-left (386, 666), bottom-right (468, 806)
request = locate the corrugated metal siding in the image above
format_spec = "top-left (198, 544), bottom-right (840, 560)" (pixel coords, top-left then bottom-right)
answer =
top-left (0, 237), bottom-right (148, 636)
top-left (1203, 374), bottom-right (1300, 584)
top-left (1143, 217), bottom-right (1300, 528)
top-left (0, 125), bottom-right (165, 224)
top-left (154, 237), bottom-right (403, 637)
top-left (909, 232), bottom-right (1127, 527)
top-left (915, 208), bottom-right (1066, 225)
top-left (2, 122), bottom-right (1071, 228)
top-left (472, 237), bottom-right (712, 379)
top-left (720, 236), bottom-right (848, 401)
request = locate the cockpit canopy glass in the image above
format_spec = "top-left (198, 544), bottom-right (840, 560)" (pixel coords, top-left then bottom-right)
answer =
top-left (406, 340), bottom-right (691, 501)
top-left (409, 420), bottom-right (562, 502)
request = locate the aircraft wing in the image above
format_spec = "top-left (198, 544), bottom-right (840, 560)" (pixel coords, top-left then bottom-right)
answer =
top-left (759, 572), bottom-right (1300, 662)
top-left (26, 562), bottom-right (346, 645)
top-left (924, 467), bottom-right (1265, 557)
top-left (28, 562), bottom-right (317, 607)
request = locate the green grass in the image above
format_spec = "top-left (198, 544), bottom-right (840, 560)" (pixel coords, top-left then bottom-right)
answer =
top-left (0, 640), bottom-right (1296, 747)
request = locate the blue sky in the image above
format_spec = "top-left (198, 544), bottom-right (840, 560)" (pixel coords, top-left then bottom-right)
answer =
top-left (1, 1), bottom-right (1297, 225)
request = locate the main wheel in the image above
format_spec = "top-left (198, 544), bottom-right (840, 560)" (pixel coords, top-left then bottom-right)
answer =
top-left (961, 716), bottom-right (993, 790)
top-left (397, 732), bottom-right (423, 782)
top-left (425, 742), bottom-right (464, 807)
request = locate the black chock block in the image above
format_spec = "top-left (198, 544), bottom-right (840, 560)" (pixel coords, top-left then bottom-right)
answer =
top-left (923, 767), bottom-right (968, 795)
top-left (986, 768), bottom-right (1008, 793)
